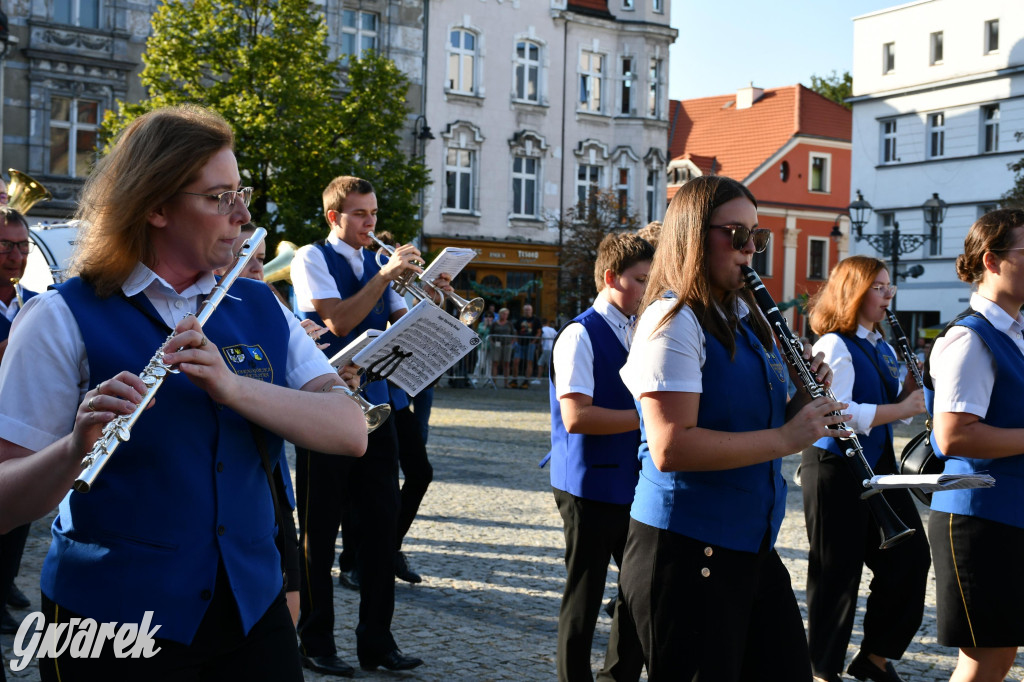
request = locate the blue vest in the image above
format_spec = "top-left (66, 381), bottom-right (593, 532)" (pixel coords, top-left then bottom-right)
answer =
top-left (0, 287), bottom-right (37, 341)
top-left (814, 333), bottom-right (898, 468)
top-left (548, 308), bottom-right (640, 505)
top-left (927, 313), bottom-right (1024, 528)
top-left (298, 242), bottom-right (395, 405)
top-left (45, 277), bottom-right (289, 644)
top-left (630, 315), bottom-right (789, 552)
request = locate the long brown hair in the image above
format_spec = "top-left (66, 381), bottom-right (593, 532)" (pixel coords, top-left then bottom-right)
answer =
top-left (808, 255), bottom-right (887, 335)
top-left (71, 105), bottom-right (235, 297)
top-left (638, 175), bottom-right (772, 357)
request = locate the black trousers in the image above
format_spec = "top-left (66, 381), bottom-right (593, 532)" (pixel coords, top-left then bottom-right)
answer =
top-left (37, 563), bottom-right (301, 681)
top-left (296, 415), bottom-right (400, 661)
top-left (801, 445), bottom-right (930, 677)
top-left (553, 488), bottom-right (644, 682)
top-left (0, 523), bottom-right (30, 610)
top-left (621, 520), bottom-right (811, 682)
top-left (394, 406), bottom-right (433, 550)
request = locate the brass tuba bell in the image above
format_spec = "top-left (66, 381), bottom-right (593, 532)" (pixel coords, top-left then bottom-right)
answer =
top-left (263, 240), bottom-right (297, 284)
top-left (7, 169), bottom-right (52, 214)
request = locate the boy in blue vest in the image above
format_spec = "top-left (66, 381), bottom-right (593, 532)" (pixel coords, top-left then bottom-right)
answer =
top-left (549, 232), bottom-right (653, 682)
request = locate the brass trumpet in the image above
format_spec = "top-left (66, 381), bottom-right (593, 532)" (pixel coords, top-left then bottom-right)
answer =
top-left (368, 232), bottom-right (484, 326)
top-left (330, 384), bottom-right (390, 433)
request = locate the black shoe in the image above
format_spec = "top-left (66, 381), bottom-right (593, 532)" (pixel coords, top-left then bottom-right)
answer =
top-left (0, 610), bottom-right (19, 634)
top-left (300, 654), bottom-right (355, 678)
top-left (337, 569), bottom-right (361, 592)
top-left (847, 651), bottom-right (905, 682)
top-left (395, 551), bottom-right (422, 584)
top-left (360, 648), bottom-right (424, 672)
top-left (7, 585), bottom-right (29, 610)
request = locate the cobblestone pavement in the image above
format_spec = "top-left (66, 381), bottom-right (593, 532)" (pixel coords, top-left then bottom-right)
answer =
top-left (4, 384), bottom-right (1024, 680)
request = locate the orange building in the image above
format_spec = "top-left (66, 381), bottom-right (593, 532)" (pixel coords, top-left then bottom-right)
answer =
top-left (667, 84), bottom-right (851, 335)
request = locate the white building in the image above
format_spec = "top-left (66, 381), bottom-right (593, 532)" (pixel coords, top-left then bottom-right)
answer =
top-left (421, 0), bottom-right (676, 322)
top-left (848, 0), bottom-right (1024, 332)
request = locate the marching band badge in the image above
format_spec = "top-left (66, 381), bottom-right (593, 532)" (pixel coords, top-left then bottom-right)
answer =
top-left (765, 348), bottom-right (787, 383)
top-left (221, 344), bottom-right (274, 383)
top-left (882, 353), bottom-right (899, 378)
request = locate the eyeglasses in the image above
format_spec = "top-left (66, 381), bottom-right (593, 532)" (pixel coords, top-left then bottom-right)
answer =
top-left (0, 193), bottom-right (9, 204)
top-left (180, 187), bottom-right (253, 215)
top-left (869, 283), bottom-right (897, 296)
top-left (0, 240), bottom-right (32, 255)
top-left (709, 224), bottom-right (771, 253)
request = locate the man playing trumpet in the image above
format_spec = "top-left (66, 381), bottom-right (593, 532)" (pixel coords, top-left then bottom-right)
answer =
top-left (291, 175), bottom-right (448, 676)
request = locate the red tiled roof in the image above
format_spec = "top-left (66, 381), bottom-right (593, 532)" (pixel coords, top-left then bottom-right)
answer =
top-left (567, 0), bottom-right (611, 14)
top-left (667, 85), bottom-right (850, 182)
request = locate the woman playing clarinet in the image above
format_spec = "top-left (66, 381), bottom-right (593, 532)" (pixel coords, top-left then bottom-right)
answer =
top-left (618, 175), bottom-right (848, 681)
top-left (929, 208), bottom-right (1024, 681)
top-left (0, 105), bottom-right (366, 680)
top-left (802, 255), bottom-right (930, 682)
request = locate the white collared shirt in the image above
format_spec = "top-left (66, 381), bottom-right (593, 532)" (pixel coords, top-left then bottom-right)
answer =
top-left (0, 297), bottom-right (18, 323)
top-left (0, 262), bottom-right (333, 452)
top-left (620, 296), bottom-right (753, 399)
top-left (553, 295), bottom-right (633, 399)
top-left (291, 232), bottom-right (405, 314)
top-left (812, 325), bottom-right (907, 436)
top-left (930, 292), bottom-right (1024, 419)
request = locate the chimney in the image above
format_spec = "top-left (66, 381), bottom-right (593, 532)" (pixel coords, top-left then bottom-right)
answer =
top-left (736, 82), bottom-right (763, 110)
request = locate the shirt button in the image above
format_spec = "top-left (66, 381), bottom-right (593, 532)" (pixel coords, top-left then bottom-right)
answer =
top-left (701, 567), bottom-right (711, 578)
top-left (217, 525), bottom-right (225, 536)
top-left (216, 462), bottom-right (224, 473)
top-left (200, 589), bottom-right (212, 600)
top-left (704, 546), bottom-right (713, 557)
top-left (174, 300), bottom-right (183, 309)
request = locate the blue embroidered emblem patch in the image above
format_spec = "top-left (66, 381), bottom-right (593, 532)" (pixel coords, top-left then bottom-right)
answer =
top-left (222, 344), bottom-right (273, 383)
top-left (882, 353), bottom-right (899, 378)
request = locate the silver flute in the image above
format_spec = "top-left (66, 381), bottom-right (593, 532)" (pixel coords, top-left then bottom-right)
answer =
top-left (74, 228), bottom-right (267, 493)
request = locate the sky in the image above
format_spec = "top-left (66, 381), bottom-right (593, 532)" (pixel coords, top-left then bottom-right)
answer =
top-left (668, 0), bottom-right (903, 101)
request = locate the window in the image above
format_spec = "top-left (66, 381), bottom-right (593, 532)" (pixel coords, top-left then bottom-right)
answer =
top-left (883, 42), bottom-right (895, 74)
top-left (576, 164), bottom-right (602, 211)
top-left (878, 213), bottom-right (895, 257)
top-left (50, 97), bottom-right (100, 177)
top-left (648, 59), bottom-right (662, 118)
top-left (645, 169), bottom-right (656, 223)
top-left (511, 155), bottom-right (538, 218)
top-left (341, 10), bottom-right (377, 64)
top-left (809, 153), bottom-right (830, 193)
top-left (514, 40), bottom-right (540, 103)
top-left (653, 0), bottom-right (663, 12)
top-left (881, 119), bottom-right (898, 163)
top-left (579, 51), bottom-right (604, 113)
top-left (622, 0), bottom-right (634, 8)
top-left (983, 104), bottom-right (999, 152)
top-left (928, 112), bottom-right (945, 158)
top-left (445, 147), bottom-right (475, 212)
top-left (930, 31), bottom-right (943, 64)
top-left (448, 29), bottom-right (477, 94)
top-left (620, 57), bottom-right (634, 115)
top-left (752, 241), bottom-right (770, 276)
top-left (615, 167), bottom-right (630, 223)
top-left (978, 203), bottom-right (998, 218)
top-left (53, 0), bottom-right (99, 28)
top-left (808, 238), bottom-right (827, 280)
top-left (985, 19), bottom-right (999, 53)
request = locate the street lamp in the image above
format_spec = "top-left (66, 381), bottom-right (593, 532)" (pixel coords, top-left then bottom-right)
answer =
top-left (410, 115), bottom-right (434, 248)
top-left (830, 191), bottom-right (946, 313)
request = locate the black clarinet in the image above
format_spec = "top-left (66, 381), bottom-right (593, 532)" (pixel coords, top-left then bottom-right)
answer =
top-left (885, 309), bottom-right (924, 389)
top-left (741, 266), bottom-right (915, 549)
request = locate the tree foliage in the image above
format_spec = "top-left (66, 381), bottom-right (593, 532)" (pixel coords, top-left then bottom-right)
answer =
top-left (553, 190), bottom-right (642, 319)
top-left (808, 70), bottom-right (853, 110)
top-left (1003, 132), bottom-right (1024, 209)
top-left (101, 0), bottom-right (428, 247)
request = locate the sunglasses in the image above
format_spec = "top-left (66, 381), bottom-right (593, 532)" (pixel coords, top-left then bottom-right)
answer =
top-left (710, 224), bottom-right (771, 253)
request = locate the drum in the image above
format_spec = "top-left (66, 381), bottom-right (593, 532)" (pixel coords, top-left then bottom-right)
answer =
top-left (22, 222), bottom-right (78, 291)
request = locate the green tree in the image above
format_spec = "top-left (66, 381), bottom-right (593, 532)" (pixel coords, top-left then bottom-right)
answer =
top-left (102, 0), bottom-right (429, 247)
top-left (1003, 132), bottom-right (1024, 209)
top-left (553, 190), bottom-right (642, 318)
top-left (808, 70), bottom-right (853, 110)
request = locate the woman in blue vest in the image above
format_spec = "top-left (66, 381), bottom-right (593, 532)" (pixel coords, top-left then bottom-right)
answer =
top-left (0, 105), bottom-right (367, 680)
top-left (618, 175), bottom-right (849, 681)
top-left (802, 256), bottom-right (929, 682)
top-left (928, 208), bottom-right (1024, 681)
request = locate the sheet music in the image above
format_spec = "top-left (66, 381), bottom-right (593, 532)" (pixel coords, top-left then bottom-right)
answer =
top-left (328, 330), bottom-right (381, 369)
top-left (352, 300), bottom-right (481, 396)
top-left (868, 473), bottom-right (995, 492)
top-left (420, 247), bottom-right (476, 284)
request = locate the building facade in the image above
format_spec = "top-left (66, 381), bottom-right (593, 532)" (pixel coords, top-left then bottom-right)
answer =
top-left (848, 0), bottom-right (1024, 335)
top-left (666, 84), bottom-right (852, 334)
top-left (420, 0), bottom-right (676, 323)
